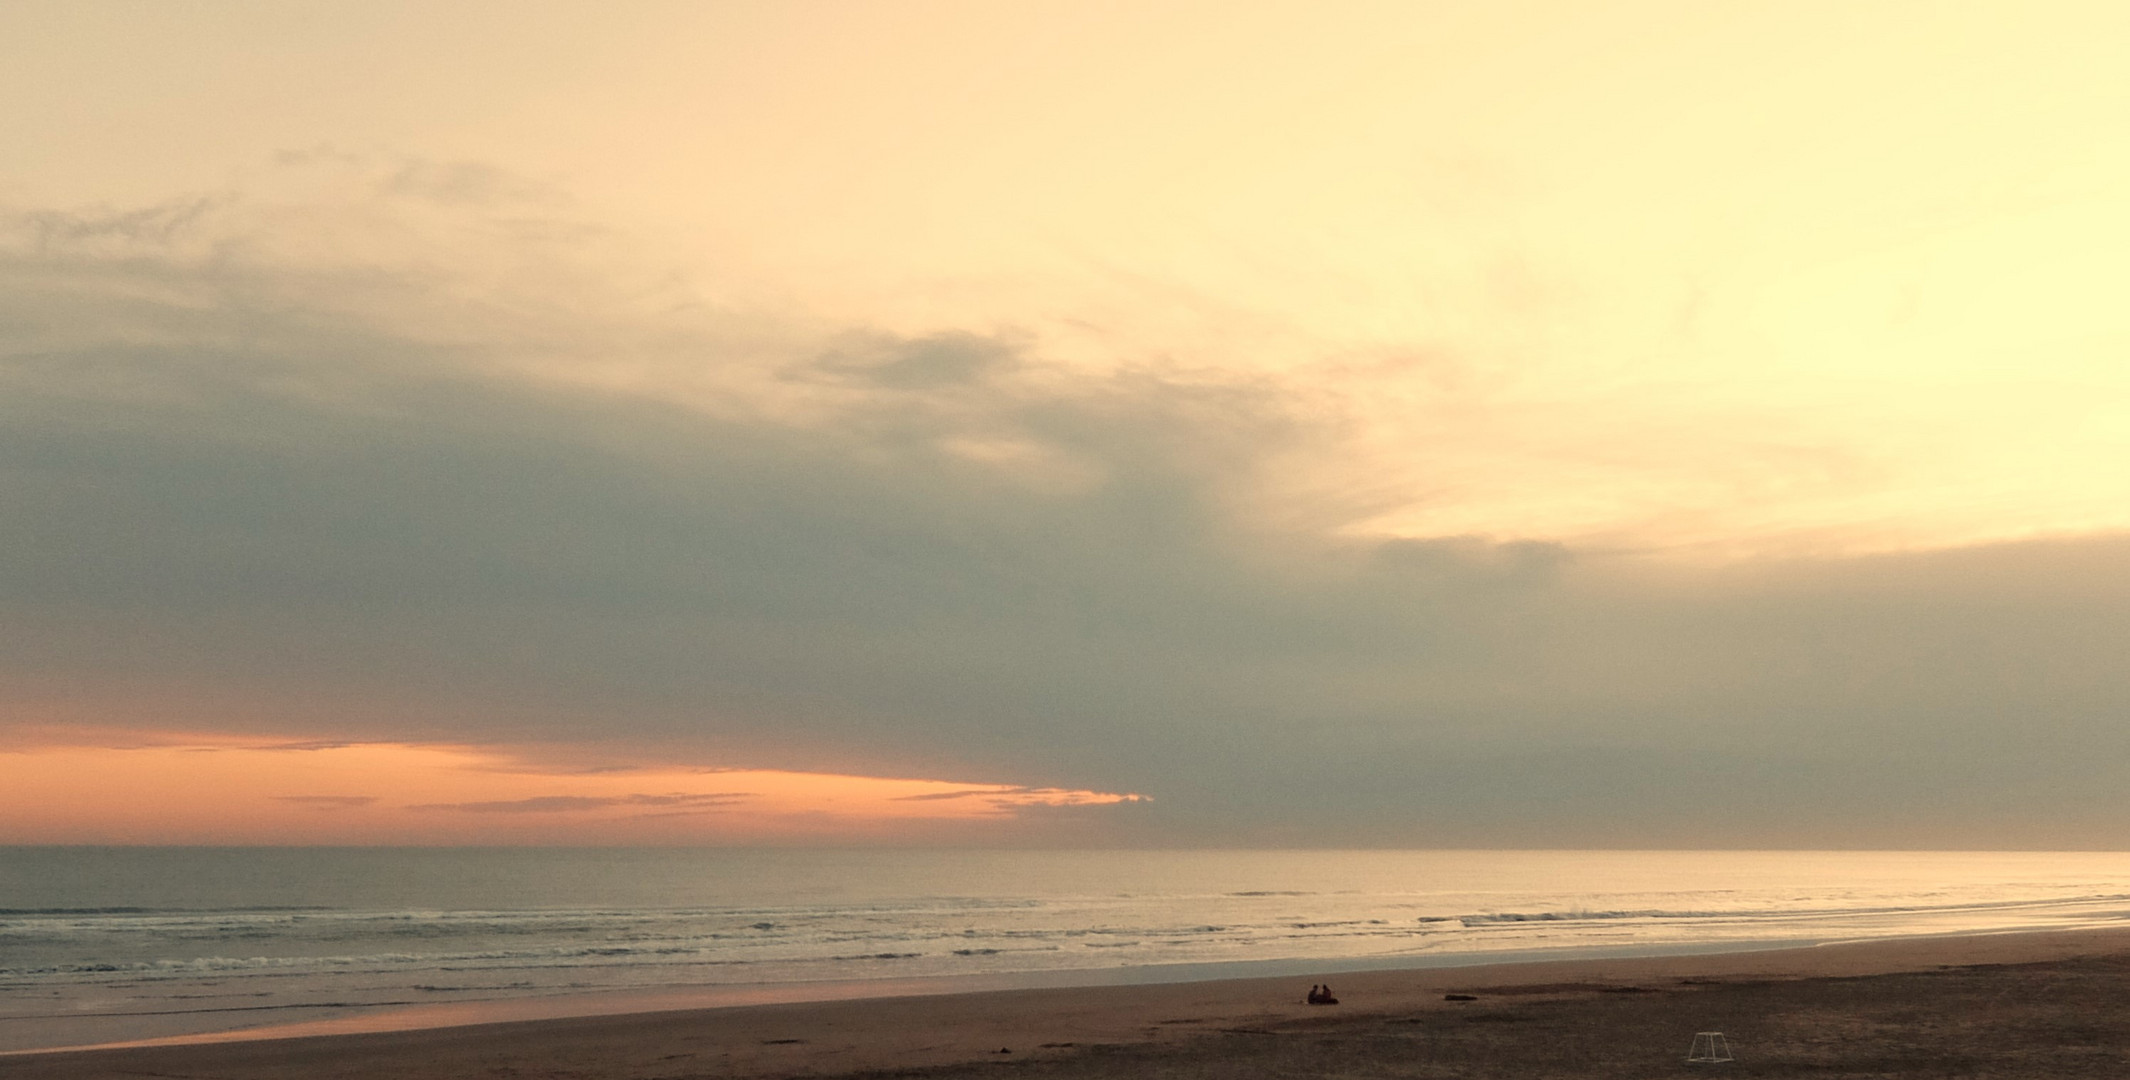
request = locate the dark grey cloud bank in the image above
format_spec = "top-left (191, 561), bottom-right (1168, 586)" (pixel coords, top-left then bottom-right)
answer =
top-left (7, 188), bottom-right (2130, 846)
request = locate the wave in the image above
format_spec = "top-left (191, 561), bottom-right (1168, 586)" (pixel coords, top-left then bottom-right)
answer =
top-left (0, 906), bottom-right (336, 917)
top-left (11, 881), bottom-right (2130, 1009)
top-left (1455, 893), bottom-right (2130, 927)
top-left (13, 892), bottom-right (2128, 982)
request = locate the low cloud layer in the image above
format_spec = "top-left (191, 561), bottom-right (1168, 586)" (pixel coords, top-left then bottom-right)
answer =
top-left (6, 176), bottom-right (2130, 846)
top-left (410, 793), bottom-right (754, 814)
top-left (271, 795), bottom-right (379, 809)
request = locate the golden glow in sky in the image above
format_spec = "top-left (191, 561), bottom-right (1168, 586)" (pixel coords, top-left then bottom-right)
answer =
top-left (0, 734), bottom-right (1145, 844)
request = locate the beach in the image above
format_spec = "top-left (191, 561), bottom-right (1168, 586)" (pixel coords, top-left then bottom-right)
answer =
top-left (16, 846), bottom-right (2130, 1057)
top-left (8, 927), bottom-right (2130, 1079)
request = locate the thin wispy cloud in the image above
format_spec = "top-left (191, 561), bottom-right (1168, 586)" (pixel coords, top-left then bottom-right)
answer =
top-left (271, 795), bottom-right (378, 809)
top-left (411, 793), bottom-right (753, 814)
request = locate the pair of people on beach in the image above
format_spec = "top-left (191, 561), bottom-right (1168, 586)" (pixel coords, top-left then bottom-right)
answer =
top-left (1305, 984), bottom-right (1338, 1005)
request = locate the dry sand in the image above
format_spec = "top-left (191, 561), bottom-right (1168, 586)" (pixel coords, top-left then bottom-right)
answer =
top-left (8, 928), bottom-right (2130, 1079)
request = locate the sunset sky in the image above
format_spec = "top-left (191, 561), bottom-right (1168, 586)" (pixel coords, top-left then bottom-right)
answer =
top-left (6, 1), bottom-right (2130, 845)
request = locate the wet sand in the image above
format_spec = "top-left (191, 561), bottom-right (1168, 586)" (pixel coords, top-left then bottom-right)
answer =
top-left (8, 927), bottom-right (2130, 1079)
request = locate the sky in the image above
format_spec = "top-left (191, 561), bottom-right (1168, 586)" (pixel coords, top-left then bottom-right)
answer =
top-left (5, 1), bottom-right (2130, 846)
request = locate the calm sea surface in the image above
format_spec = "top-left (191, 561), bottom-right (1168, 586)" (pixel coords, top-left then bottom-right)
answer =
top-left (5, 848), bottom-right (2130, 1052)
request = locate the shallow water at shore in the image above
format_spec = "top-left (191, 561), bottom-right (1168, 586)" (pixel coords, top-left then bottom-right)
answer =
top-left (5, 848), bottom-right (2130, 1052)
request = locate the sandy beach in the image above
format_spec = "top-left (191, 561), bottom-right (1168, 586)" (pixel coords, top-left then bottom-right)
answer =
top-left (7, 927), bottom-right (2130, 1079)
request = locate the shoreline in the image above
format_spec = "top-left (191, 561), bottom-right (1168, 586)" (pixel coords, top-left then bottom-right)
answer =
top-left (7, 924), bottom-right (2130, 1078)
top-left (3, 936), bottom-right (1825, 1058)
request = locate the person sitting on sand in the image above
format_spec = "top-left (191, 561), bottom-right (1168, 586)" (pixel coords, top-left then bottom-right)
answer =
top-left (1314, 985), bottom-right (1338, 1005)
top-left (1306, 985), bottom-right (1322, 1004)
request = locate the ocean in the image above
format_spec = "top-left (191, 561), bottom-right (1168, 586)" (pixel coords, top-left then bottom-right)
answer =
top-left (6, 848), bottom-right (2130, 1053)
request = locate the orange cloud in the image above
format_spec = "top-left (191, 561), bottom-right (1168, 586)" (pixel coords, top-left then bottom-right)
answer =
top-left (0, 731), bottom-right (1145, 844)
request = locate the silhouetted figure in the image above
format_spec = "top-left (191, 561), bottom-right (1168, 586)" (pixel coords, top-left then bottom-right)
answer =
top-left (1305, 984), bottom-right (1322, 1004)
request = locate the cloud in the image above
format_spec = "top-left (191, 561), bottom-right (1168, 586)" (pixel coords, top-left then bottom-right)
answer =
top-left (410, 793), bottom-right (753, 814)
top-left (891, 786), bottom-right (1146, 806)
top-left (271, 794), bottom-right (377, 809)
top-left (893, 788), bottom-right (1015, 802)
top-left (6, 167), bottom-right (2130, 846)
top-left (809, 331), bottom-right (1021, 390)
